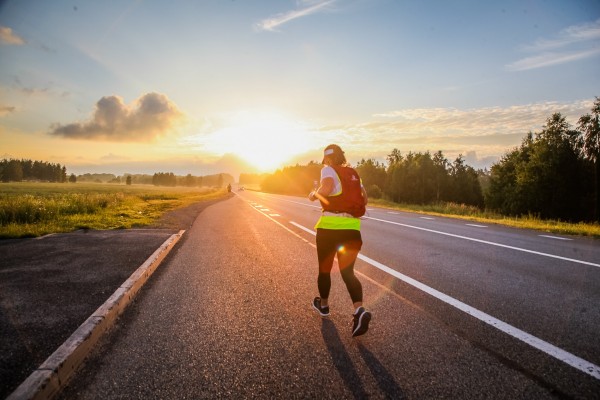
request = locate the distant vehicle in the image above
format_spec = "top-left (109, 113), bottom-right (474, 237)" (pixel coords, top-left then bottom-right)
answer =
top-left (238, 186), bottom-right (245, 191)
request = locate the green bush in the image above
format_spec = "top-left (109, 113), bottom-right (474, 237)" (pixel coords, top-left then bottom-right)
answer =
top-left (367, 184), bottom-right (382, 199)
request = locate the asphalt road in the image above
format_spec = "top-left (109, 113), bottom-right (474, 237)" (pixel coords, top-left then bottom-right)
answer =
top-left (0, 229), bottom-right (178, 399)
top-left (59, 192), bottom-right (600, 399)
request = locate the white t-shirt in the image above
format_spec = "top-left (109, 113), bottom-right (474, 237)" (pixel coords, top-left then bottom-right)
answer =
top-left (320, 165), bottom-right (342, 196)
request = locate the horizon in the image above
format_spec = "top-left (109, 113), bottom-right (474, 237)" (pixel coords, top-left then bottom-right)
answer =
top-left (1, 1), bottom-right (599, 179)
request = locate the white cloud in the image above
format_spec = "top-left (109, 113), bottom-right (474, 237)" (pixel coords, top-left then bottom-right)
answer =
top-left (100, 153), bottom-right (131, 161)
top-left (49, 93), bottom-right (185, 142)
top-left (0, 26), bottom-right (25, 45)
top-left (508, 19), bottom-right (600, 71)
top-left (316, 99), bottom-right (594, 166)
top-left (255, 0), bottom-right (335, 32)
top-left (372, 100), bottom-right (592, 134)
top-left (0, 105), bottom-right (16, 116)
top-left (507, 48), bottom-right (600, 71)
top-left (522, 18), bottom-right (600, 51)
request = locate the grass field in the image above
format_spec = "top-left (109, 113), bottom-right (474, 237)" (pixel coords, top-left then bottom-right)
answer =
top-left (0, 182), bottom-right (228, 239)
top-left (369, 198), bottom-right (600, 238)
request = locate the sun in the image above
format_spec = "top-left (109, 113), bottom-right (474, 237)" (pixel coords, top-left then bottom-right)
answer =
top-left (204, 111), bottom-right (318, 171)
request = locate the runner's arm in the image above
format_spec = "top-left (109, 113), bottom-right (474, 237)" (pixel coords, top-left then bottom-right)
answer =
top-left (309, 177), bottom-right (334, 201)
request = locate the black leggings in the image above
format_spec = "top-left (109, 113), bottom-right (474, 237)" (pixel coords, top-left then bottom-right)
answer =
top-left (316, 228), bottom-right (363, 304)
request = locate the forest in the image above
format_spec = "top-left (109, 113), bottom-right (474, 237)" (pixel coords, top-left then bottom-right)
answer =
top-left (0, 159), bottom-right (67, 183)
top-left (260, 97), bottom-right (600, 223)
top-left (0, 165), bottom-right (234, 189)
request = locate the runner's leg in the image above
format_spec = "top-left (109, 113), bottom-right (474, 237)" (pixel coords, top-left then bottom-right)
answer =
top-left (337, 230), bottom-right (363, 307)
top-left (316, 229), bottom-right (337, 305)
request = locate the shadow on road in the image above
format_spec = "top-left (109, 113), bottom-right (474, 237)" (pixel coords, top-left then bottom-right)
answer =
top-left (321, 319), bottom-right (405, 399)
top-left (358, 343), bottom-right (405, 399)
top-left (321, 319), bottom-right (368, 399)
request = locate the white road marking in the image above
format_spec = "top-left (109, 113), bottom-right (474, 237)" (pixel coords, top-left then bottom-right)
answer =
top-left (269, 213), bottom-right (281, 217)
top-left (290, 221), bottom-right (315, 235)
top-left (35, 233), bottom-right (57, 240)
top-left (387, 212), bottom-right (400, 215)
top-left (539, 235), bottom-right (573, 241)
top-left (363, 216), bottom-right (600, 269)
top-left (466, 224), bottom-right (487, 228)
top-left (288, 219), bottom-right (600, 380)
top-left (248, 193), bottom-right (596, 267)
top-left (277, 198), bottom-right (321, 209)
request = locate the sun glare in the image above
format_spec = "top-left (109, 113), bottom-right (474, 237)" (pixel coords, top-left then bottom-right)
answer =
top-left (204, 111), bottom-right (317, 171)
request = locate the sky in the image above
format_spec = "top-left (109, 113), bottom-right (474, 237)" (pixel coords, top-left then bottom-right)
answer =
top-left (1, 0), bottom-right (599, 179)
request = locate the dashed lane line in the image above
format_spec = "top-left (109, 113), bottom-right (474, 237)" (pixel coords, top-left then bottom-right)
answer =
top-left (539, 235), bottom-right (573, 241)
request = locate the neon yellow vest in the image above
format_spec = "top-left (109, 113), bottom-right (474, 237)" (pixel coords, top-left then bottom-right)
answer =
top-left (314, 215), bottom-right (361, 230)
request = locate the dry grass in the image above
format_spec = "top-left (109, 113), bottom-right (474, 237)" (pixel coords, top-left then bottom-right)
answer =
top-left (0, 182), bottom-right (227, 238)
top-left (369, 199), bottom-right (600, 238)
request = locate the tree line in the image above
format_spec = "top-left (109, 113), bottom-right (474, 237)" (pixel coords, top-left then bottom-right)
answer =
top-left (486, 98), bottom-right (599, 222)
top-left (259, 97), bottom-right (599, 223)
top-left (0, 159), bottom-right (67, 183)
top-left (72, 172), bottom-right (234, 187)
top-left (0, 161), bottom-right (235, 190)
top-left (151, 172), bottom-right (234, 187)
top-left (259, 153), bottom-right (484, 206)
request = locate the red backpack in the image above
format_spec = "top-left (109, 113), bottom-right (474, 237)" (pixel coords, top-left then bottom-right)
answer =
top-left (320, 165), bottom-right (366, 218)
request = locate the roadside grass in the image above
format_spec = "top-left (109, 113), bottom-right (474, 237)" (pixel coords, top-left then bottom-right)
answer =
top-left (369, 198), bottom-right (600, 238)
top-left (0, 182), bottom-right (227, 239)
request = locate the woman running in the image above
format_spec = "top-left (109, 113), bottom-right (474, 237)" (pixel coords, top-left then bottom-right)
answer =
top-left (308, 144), bottom-right (372, 337)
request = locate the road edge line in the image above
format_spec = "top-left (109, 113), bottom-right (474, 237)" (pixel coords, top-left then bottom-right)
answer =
top-left (7, 230), bottom-right (185, 400)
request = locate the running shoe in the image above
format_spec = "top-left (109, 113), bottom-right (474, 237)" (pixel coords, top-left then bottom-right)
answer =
top-left (352, 307), bottom-right (372, 337)
top-left (312, 297), bottom-right (330, 317)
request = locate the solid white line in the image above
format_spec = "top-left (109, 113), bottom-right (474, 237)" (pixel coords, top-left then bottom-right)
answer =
top-left (251, 193), bottom-right (596, 267)
top-left (290, 221), bottom-right (315, 235)
top-left (288, 219), bottom-right (600, 380)
top-left (363, 216), bottom-right (600, 268)
top-left (466, 224), bottom-right (487, 228)
top-left (539, 235), bottom-right (573, 241)
top-left (357, 252), bottom-right (600, 380)
top-left (249, 193), bottom-right (597, 268)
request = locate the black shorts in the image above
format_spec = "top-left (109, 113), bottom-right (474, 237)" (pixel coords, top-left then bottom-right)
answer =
top-left (316, 228), bottom-right (362, 273)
